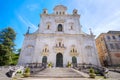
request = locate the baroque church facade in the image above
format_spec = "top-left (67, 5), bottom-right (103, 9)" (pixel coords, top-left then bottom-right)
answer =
top-left (18, 5), bottom-right (100, 67)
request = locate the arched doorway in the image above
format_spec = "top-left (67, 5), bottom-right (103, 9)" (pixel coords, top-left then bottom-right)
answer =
top-left (72, 56), bottom-right (77, 67)
top-left (56, 53), bottom-right (63, 67)
top-left (42, 56), bottom-right (47, 65)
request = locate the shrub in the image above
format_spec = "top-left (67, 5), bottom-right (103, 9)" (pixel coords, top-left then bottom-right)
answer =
top-left (48, 62), bottom-right (53, 68)
top-left (23, 67), bottom-right (30, 77)
top-left (66, 61), bottom-right (71, 67)
top-left (89, 67), bottom-right (96, 78)
top-left (17, 70), bottom-right (22, 74)
top-left (24, 67), bottom-right (30, 73)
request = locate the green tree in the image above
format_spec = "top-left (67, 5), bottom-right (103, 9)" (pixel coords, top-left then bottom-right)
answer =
top-left (16, 48), bottom-right (21, 54)
top-left (0, 27), bottom-right (16, 66)
top-left (10, 48), bottom-right (21, 65)
top-left (0, 44), bottom-right (10, 65)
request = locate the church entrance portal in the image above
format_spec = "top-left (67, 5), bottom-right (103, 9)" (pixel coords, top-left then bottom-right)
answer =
top-left (56, 53), bottom-right (63, 67)
top-left (72, 56), bottom-right (77, 67)
top-left (42, 56), bottom-right (47, 67)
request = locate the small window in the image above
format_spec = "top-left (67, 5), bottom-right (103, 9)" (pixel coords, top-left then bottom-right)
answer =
top-left (115, 43), bottom-right (120, 49)
top-left (60, 12), bottom-right (61, 15)
top-left (112, 36), bottom-right (116, 39)
top-left (71, 26), bottom-right (73, 30)
top-left (44, 11), bottom-right (46, 13)
top-left (119, 35), bottom-right (120, 37)
top-left (118, 35), bottom-right (120, 40)
top-left (47, 25), bottom-right (50, 29)
top-left (110, 44), bottom-right (114, 49)
top-left (44, 11), bottom-right (46, 14)
top-left (59, 42), bottom-right (61, 47)
top-left (63, 12), bottom-right (65, 14)
top-left (107, 36), bottom-right (110, 40)
top-left (56, 12), bottom-right (58, 14)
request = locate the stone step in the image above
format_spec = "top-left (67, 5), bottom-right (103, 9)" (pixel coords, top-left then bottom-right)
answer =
top-left (31, 68), bottom-right (89, 78)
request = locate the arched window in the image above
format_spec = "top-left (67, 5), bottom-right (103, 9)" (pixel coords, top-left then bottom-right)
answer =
top-left (56, 12), bottom-right (58, 14)
top-left (58, 24), bottom-right (63, 31)
top-left (60, 12), bottom-right (61, 15)
top-left (44, 11), bottom-right (46, 14)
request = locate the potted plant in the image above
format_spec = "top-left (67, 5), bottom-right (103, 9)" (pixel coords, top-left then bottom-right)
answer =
top-left (48, 62), bottom-right (53, 68)
top-left (23, 67), bottom-right (30, 77)
top-left (66, 61), bottom-right (71, 68)
top-left (89, 67), bottom-right (96, 78)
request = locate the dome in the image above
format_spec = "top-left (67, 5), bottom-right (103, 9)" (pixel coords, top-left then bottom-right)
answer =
top-left (54, 5), bottom-right (67, 11)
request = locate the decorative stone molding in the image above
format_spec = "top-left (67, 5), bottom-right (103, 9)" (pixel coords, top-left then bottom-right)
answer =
top-left (69, 45), bottom-right (79, 56)
top-left (53, 38), bottom-right (66, 53)
top-left (70, 52), bottom-right (79, 57)
top-left (55, 19), bottom-right (65, 23)
top-left (54, 46), bottom-right (66, 53)
top-left (85, 45), bottom-right (93, 48)
top-left (26, 45), bottom-right (34, 48)
top-left (41, 45), bottom-right (49, 56)
top-left (42, 52), bottom-right (49, 56)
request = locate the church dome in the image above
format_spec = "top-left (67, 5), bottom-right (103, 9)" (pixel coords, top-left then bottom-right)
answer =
top-left (54, 5), bottom-right (67, 15)
top-left (54, 5), bottom-right (67, 11)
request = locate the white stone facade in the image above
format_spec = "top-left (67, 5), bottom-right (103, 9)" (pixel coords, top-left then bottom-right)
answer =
top-left (18, 5), bottom-right (100, 67)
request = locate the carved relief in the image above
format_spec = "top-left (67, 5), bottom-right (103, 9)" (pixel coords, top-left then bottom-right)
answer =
top-left (26, 45), bottom-right (34, 48)
top-left (70, 45), bottom-right (79, 56)
top-left (41, 45), bottom-right (49, 56)
top-left (54, 39), bottom-right (66, 53)
top-left (55, 19), bottom-right (65, 23)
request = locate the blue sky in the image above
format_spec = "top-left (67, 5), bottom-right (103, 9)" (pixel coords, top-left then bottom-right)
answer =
top-left (0, 0), bottom-right (120, 49)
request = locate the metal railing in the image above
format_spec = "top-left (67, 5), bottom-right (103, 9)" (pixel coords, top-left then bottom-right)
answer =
top-left (25, 63), bottom-right (46, 74)
top-left (73, 63), bottom-right (105, 76)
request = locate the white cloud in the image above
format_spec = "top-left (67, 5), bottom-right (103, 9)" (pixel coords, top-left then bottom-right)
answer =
top-left (18, 15), bottom-right (37, 31)
top-left (26, 4), bottom-right (39, 11)
top-left (67, 0), bottom-right (120, 37)
top-left (94, 11), bottom-right (120, 37)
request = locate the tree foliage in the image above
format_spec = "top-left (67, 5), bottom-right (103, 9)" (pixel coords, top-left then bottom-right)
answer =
top-left (0, 44), bottom-right (10, 65)
top-left (0, 27), bottom-right (16, 47)
top-left (0, 27), bottom-right (16, 66)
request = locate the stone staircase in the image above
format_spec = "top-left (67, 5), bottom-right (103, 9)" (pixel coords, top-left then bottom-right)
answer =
top-left (31, 67), bottom-right (89, 78)
top-left (0, 67), bottom-right (11, 80)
